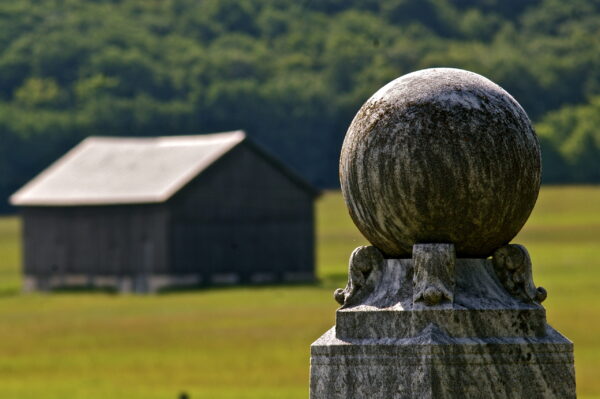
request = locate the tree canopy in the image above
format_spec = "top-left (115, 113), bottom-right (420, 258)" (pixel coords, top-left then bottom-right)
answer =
top-left (1, 0), bottom-right (599, 211)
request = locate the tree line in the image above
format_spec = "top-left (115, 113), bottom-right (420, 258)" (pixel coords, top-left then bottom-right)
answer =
top-left (0, 0), bottom-right (599, 211)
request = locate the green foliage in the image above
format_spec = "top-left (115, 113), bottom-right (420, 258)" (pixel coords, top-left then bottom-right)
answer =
top-left (537, 97), bottom-right (600, 182)
top-left (14, 78), bottom-right (64, 107)
top-left (0, 0), bottom-right (599, 210)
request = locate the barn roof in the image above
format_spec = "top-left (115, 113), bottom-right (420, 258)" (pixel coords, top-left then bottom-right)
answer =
top-left (10, 131), bottom-right (317, 206)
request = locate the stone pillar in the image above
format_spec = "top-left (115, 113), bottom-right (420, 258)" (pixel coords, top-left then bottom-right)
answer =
top-left (310, 68), bottom-right (576, 399)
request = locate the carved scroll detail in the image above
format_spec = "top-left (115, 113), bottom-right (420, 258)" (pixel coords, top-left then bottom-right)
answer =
top-left (492, 244), bottom-right (547, 303)
top-left (334, 246), bottom-right (384, 307)
top-left (412, 243), bottom-right (455, 308)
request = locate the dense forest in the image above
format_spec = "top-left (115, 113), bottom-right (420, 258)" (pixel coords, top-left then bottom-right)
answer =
top-left (0, 0), bottom-right (599, 211)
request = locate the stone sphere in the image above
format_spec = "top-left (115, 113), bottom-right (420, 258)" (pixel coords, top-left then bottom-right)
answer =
top-left (340, 68), bottom-right (541, 258)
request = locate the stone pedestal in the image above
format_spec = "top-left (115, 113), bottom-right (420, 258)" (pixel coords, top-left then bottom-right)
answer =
top-left (310, 68), bottom-right (577, 398)
top-left (311, 326), bottom-right (574, 398)
top-left (310, 252), bottom-right (576, 398)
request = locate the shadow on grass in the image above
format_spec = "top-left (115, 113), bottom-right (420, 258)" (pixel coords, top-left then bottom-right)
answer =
top-left (0, 274), bottom-right (349, 296)
top-left (47, 285), bottom-right (119, 295)
top-left (0, 285), bottom-right (119, 297)
top-left (0, 286), bottom-right (20, 297)
top-left (158, 271), bottom-right (350, 295)
top-left (157, 278), bottom-right (322, 295)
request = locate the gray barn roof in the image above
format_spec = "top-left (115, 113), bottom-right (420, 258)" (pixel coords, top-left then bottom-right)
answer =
top-left (10, 131), bottom-right (316, 206)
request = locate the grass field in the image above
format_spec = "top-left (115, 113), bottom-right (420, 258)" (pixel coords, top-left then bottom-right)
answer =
top-left (0, 186), bottom-right (598, 398)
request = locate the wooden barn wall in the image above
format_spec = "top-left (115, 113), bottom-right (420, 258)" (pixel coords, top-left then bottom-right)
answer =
top-left (168, 143), bottom-right (315, 280)
top-left (22, 205), bottom-right (169, 280)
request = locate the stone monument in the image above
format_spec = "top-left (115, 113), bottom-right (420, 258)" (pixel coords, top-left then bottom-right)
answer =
top-left (310, 68), bottom-right (576, 398)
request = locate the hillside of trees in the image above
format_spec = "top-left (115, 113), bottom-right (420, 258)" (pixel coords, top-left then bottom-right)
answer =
top-left (1, 0), bottom-right (599, 211)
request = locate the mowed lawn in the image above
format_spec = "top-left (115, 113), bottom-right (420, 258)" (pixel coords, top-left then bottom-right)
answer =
top-left (0, 186), bottom-right (598, 399)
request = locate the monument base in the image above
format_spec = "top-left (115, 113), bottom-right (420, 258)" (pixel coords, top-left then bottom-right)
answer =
top-left (310, 325), bottom-right (575, 399)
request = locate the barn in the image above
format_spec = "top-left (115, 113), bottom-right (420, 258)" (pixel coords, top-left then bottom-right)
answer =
top-left (10, 131), bottom-right (318, 292)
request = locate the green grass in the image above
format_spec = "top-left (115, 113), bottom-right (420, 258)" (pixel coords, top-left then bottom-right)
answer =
top-left (0, 186), bottom-right (599, 398)
top-left (0, 216), bottom-right (20, 296)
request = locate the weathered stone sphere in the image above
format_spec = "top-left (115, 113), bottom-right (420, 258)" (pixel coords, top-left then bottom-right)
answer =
top-left (340, 68), bottom-right (541, 258)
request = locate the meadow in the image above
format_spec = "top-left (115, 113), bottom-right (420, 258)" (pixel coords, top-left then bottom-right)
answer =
top-left (0, 186), bottom-right (598, 399)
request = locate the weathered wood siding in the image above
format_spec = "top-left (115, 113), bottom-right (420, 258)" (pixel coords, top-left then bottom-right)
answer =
top-left (20, 140), bottom-right (315, 289)
top-left (168, 142), bottom-right (315, 281)
top-left (22, 205), bottom-right (169, 285)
